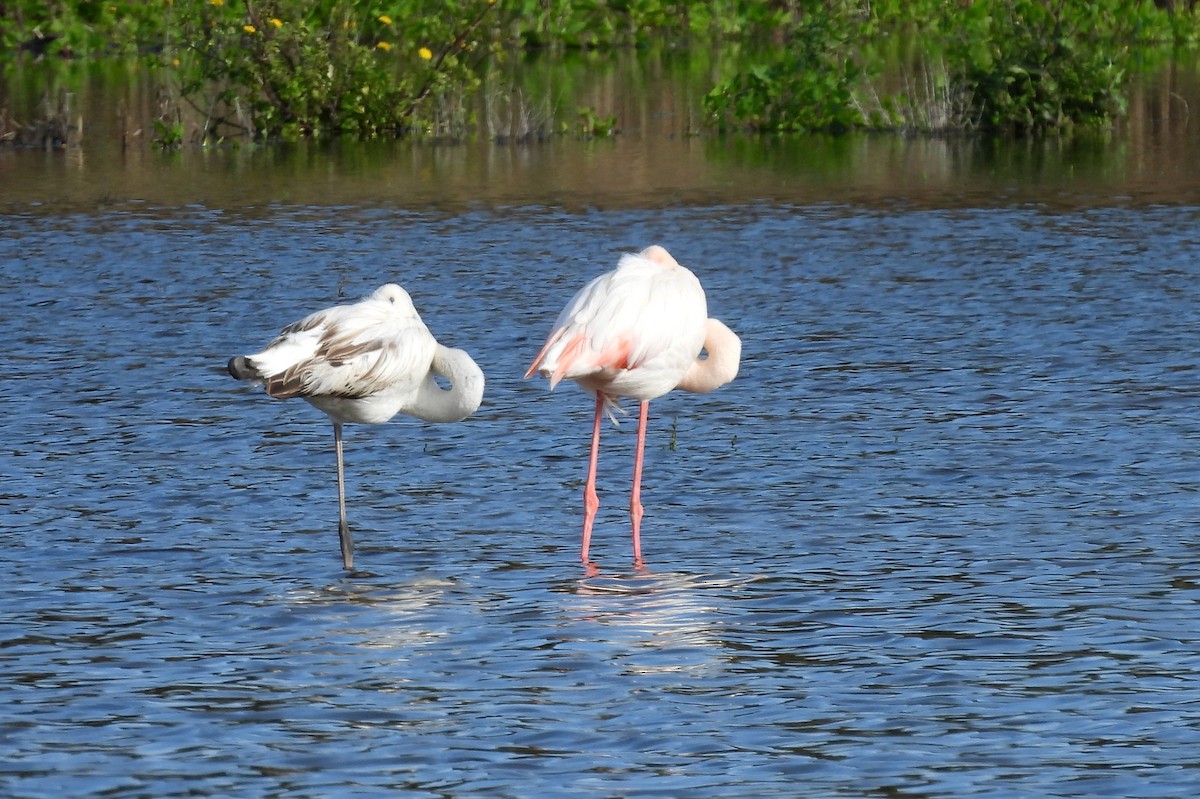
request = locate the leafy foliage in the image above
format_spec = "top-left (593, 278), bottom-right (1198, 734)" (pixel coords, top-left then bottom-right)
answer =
top-left (575, 106), bottom-right (618, 137)
top-left (942, 0), bottom-right (1148, 133)
top-left (0, 1), bottom-right (165, 57)
top-left (703, 0), bottom-right (1191, 135)
top-left (2, 0), bottom-right (1199, 141)
top-left (166, 0), bottom-right (499, 141)
top-left (703, 6), bottom-right (864, 133)
top-left (500, 0), bottom-right (791, 47)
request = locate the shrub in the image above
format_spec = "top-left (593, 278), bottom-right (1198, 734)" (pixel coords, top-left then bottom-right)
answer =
top-left (945, 0), bottom-right (1145, 134)
top-left (703, 6), bottom-right (864, 133)
top-left (702, 0), bottom-right (1186, 135)
top-left (165, 0), bottom-right (499, 141)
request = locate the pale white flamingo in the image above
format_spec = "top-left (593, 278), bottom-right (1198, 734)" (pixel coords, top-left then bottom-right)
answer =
top-left (525, 245), bottom-right (741, 569)
top-left (228, 283), bottom-right (485, 570)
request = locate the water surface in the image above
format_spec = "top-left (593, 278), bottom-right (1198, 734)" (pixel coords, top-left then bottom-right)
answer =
top-left (2, 72), bottom-right (1200, 797)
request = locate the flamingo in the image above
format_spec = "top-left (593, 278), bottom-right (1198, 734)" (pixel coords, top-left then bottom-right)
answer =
top-left (228, 283), bottom-right (485, 570)
top-left (525, 245), bottom-right (741, 569)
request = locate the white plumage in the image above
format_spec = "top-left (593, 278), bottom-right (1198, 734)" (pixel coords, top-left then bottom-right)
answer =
top-left (530, 247), bottom-right (709, 406)
top-left (229, 283), bottom-right (484, 570)
top-left (526, 245), bottom-right (741, 569)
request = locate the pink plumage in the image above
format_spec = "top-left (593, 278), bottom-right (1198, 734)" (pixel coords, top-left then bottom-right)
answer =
top-left (526, 245), bottom-right (741, 569)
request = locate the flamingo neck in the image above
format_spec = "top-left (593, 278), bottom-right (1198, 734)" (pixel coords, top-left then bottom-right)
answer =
top-left (408, 345), bottom-right (486, 423)
top-left (676, 318), bottom-right (741, 394)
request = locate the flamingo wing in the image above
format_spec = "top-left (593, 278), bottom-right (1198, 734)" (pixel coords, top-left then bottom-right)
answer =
top-left (528, 253), bottom-right (706, 388)
top-left (254, 298), bottom-right (436, 401)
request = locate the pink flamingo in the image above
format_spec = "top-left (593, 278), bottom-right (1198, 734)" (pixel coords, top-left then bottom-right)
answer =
top-left (228, 284), bottom-right (485, 570)
top-left (526, 245), bottom-right (741, 568)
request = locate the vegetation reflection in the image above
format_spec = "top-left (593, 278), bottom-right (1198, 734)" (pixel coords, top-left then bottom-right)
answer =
top-left (1, 0), bottom-right (1198, 144)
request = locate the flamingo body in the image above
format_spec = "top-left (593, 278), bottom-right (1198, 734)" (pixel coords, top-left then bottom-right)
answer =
top-left (229, 283), bottom-right (484, 569)
top-left (526, 246), bottom-right (740, 568)
top-left (529, 245), bottom-right (709, 406)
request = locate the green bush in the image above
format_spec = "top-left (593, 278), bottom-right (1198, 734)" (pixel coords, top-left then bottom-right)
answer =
top-left (0, 0), bottom-right (165, 57)
top-left (702, 0), bottom-right (1191, 135)
top-left (703, 6), bottom-right (864, 133)
top-left (165, 0), bottom-right (499, 141)
top-left (945, 0), bottom-right (1146, 133)
top-left (2, 0), bottom-right (1199, 141)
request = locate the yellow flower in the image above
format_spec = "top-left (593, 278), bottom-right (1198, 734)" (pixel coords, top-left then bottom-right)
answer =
top-left (418, 47), bottom-right (433, 61)
top-left (269, 18), bottom-right (283, 28)
top-left (376, 41), bottom-right (392, 51)
top-left (243, 24), bottom-right (256, 33)
top-left (209, 0), bottom-right (223, 6)
top-left (378, 15), bottom-right (392, 25)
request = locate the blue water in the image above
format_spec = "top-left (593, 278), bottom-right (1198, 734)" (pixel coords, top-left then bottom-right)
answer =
top-left (2, 201), bottom-right (1199, 798)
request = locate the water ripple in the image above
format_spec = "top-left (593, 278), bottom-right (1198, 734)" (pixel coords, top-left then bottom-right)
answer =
top-left (1, 203), bottom-right (1198, 797)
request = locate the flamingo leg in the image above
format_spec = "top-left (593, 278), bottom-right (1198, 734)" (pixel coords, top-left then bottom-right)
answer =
top-left (334, 421), bottom-right (354, 570)
top-left (581, 393), bottom-right (604, 566)
top-left (630, 400), bottom-right (649, 567)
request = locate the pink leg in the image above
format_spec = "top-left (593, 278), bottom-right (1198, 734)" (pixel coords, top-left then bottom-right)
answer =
top-left (630, 400), bottom-right (649, 567)
top-left (581, 393), bottom-right (604, 566)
